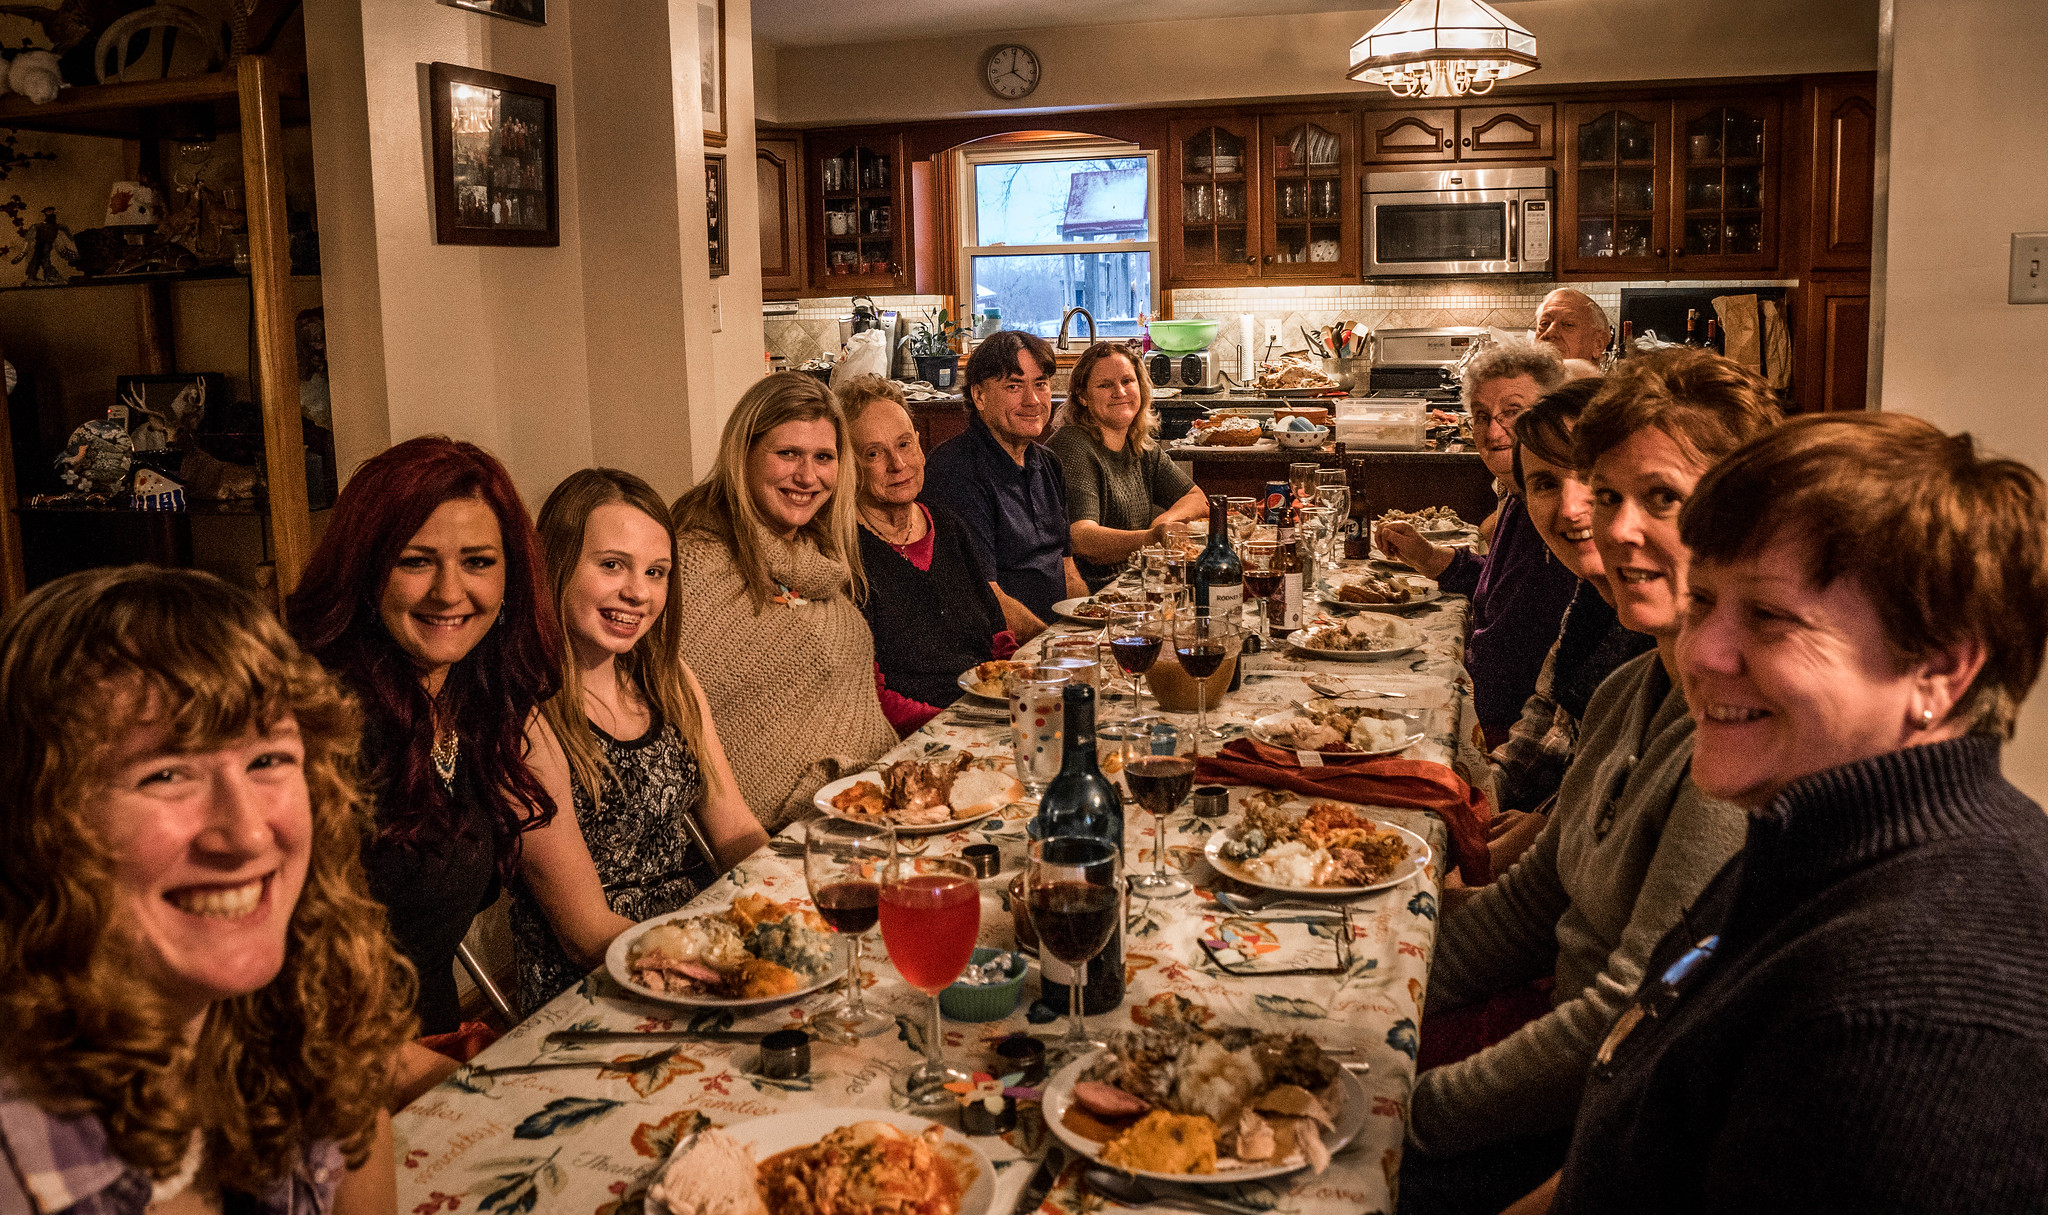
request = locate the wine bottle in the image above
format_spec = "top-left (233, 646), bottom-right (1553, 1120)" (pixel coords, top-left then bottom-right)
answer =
top-left (1032, 682), bottom-right (1127, 1015)
top-left (1685, 308), bottom-right (1701, 346)
top-left (1265, 489), bottom-right (1305, 636)
top-left (1190, 494), bottom-right (1243, 622)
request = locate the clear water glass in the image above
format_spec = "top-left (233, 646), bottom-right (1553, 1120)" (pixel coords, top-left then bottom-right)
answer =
top-left (1007, 666), bottom-right (1070, 794)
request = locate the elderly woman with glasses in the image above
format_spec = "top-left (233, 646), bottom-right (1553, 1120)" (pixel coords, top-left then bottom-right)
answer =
top-left (1377, 340), bottom-right (1581, 747)
top-left (1539, 412), bottom-right (2048, 1213)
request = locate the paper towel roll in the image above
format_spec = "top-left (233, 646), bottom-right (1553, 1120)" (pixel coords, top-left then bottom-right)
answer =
top-left (1239, 314), bottom-right (1256, 383)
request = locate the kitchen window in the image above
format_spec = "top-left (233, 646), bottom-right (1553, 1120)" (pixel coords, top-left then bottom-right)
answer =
top-left (957, 140), bottom-right (1159, 340)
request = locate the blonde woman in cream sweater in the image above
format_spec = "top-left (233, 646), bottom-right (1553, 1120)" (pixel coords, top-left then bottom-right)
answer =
top-left (669, 373), bottom-right (896, 833)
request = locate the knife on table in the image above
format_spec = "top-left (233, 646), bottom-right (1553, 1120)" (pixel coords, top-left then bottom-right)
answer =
top-left (1010, 1145), bottom-right (1063, 1215)
top-left (544, 1029), bottom-right (770, 1046)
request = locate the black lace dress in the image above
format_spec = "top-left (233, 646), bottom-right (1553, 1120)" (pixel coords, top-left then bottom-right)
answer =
top-left (509, 710), bottom-right (715, 1014)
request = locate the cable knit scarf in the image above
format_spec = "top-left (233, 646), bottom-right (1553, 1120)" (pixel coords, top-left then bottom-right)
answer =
top-left (671, 526), bottom-right (896, 833)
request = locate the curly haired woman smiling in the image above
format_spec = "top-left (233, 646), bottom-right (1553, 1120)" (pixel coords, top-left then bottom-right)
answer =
top-left (0, 567), bottom-right (414, 1214)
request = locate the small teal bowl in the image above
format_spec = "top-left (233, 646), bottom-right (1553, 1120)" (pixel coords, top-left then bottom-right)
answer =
top-left (940, 948), bottom-right (1028, 1022)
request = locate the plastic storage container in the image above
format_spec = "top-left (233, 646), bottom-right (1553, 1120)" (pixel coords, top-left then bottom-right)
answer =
top-left (1334, 396), bottom-right (1427, 451)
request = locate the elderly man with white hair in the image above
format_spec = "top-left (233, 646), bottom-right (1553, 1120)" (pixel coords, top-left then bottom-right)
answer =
top-left (1533, 288), bottom-right (1613, 364)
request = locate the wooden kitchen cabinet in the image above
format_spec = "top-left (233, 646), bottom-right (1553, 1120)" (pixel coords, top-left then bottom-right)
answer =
top-left (808, 130), bottom-right (909, 291)
top-left (1168, 113), bottom-right (1262, 282)
top-left (1793, 278), bottom-right (1870, 414)
top-left (1260, 110), bottom-right (1354, 279)
top-left (1360, 103), bottom-right (1553, 163)
top-left (1804, 79), bottom-right (1877, 270)
top-left (1561, 92), bottom-right (1783, 276)
top-left (757, 132), bottom-right (806, 297)
top-left (1560, 101), bottom-right (1670, 273)
top-left (1167, 110), bottom-right (1357, 286)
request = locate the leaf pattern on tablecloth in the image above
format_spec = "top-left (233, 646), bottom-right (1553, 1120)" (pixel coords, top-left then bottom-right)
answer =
top-left (514, 1098), bottom-right (623, 1140)
top-left (629, 1109), bottom-right (706, 1160)
top-left (1254, 994), bottom-right (1327, 1019)
top-left (471, 1148), bottom-right (563, 1214)
top-left (1131, 992), bottom-right (1212, 1027)
top-left (1385, 1018), bottom-right (1419, 1059)
top-left (1407, 890), bottom-right (1438, 921)
top-left (606, 1049), bottom-right (704, 1096)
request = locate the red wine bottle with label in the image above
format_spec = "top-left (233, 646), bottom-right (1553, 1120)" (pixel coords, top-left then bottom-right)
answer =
top-left (1034, 682), bottom-right (1126, 1016)
top-left (1190, 494), bottom-right (1243, 621)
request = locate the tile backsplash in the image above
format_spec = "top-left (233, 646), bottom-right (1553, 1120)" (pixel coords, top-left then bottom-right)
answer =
top-left (765, 294), bottom-right (944, 373)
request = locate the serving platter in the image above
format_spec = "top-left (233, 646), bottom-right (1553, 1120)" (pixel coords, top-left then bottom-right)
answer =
top-left (1042, 1049), bottom-right (1368, 1185)
top-left (1202, 821), bottom-right (1431, 898)
top-left (606, 908), bottom-right (840, 1010)
top-left (1050, 595), bottom-right (1147, 624)
top-left (811, 770), bottom-right (1020, 836)
top-left (721, 1109), bottom-right (994, 1215)
top-left (1248, 709), bottom-right (1423, 760)
top-left (1316, 575), bottom-right (1442, 613)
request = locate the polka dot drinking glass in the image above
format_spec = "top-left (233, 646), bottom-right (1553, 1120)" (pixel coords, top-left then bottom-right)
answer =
top-left (1007, 666), bottom-right (1071, 796)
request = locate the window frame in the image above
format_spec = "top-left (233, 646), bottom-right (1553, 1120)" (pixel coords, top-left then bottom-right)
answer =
top-left (954, 138), bottom-right (1161, 335)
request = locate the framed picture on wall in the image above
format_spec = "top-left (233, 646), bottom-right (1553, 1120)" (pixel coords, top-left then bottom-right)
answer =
top-left (427, 62), bottom-right (560, 247)
top-left (706, 155), bottom-right (728, 276)
top-left (445, 0), bottom-right (545, 25)
top-left (699, 0), bottom-right (725, 147)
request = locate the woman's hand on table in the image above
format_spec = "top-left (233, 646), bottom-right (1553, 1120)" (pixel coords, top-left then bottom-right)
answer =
top-left (1374, 521), bottom-right (1454, 579)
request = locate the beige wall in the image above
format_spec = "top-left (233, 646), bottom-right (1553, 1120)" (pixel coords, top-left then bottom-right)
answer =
top-left (1879, 0), bottom-right (2048, 802)
top-left (307, 0), bottom-right (761, 508)
top-left (762, 0), bottom-right (1880, 128)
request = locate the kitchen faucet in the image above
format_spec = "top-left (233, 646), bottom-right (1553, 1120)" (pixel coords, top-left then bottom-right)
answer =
top-left (1056, 306), bottom-right (1096, 351)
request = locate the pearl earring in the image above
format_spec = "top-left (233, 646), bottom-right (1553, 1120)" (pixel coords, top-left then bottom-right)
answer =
top-left (1917, 707), bottom-right (1936, 730)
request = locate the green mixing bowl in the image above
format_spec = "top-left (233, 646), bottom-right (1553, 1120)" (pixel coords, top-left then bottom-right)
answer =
top-left (1147, 319), bottom-right (1220, 353)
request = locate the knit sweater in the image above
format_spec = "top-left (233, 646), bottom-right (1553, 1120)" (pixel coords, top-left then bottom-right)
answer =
top-left (859, 503), bottom-right (1006, 711)
top-left (671, 527), bottom-right (896, 833)
top-left (1045, 423), bottom-right (1195, 590)
top-left (1556, 735), bottom-right (2048, 1213)
top-left (1409, 651), bottom-right (1749, 1156)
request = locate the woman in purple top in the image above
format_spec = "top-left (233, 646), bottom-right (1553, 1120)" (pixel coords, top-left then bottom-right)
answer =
top-left (1379, 342), bottom-right (1581, 747)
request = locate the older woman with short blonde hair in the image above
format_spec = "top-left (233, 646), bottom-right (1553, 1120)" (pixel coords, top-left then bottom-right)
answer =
top-left (669, 372), bottom-right (895, 831)
top-left (1047, 341), bottom-right (1207, 590)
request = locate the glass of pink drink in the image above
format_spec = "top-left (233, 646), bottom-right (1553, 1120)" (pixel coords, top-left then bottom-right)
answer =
top-left (881, 855), bottom-right (981, 1110)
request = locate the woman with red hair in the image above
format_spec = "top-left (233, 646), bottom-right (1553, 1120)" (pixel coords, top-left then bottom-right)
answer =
top-left (286, 436), bottom-right (562, 1097)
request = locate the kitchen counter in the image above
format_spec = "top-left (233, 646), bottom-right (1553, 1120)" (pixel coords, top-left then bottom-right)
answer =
top-left (1169, 443), bottom-right (1496, 525)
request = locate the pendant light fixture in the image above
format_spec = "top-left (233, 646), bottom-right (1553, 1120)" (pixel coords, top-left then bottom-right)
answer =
top-left (1347, 0), bottom-right (1541, 98)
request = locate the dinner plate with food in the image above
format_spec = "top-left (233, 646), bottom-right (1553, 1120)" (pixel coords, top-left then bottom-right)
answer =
top-left (608, 894), bottom-right (842, 1009)
top-left (1286, 615), bottom-right (1422, 662)
top-left (1318, 571), bottom-right (1441, 612)
top-left (1250, 704), bottom-right (1423, 759)
top-left (1375, 505), bottom-right (1470, 537)
top-left (813, 755), bottom-right (1024, 835)
top-left (1042, 1021), bottom-right (1367, 1184)
top-left (647, 1110), bottom-right (993, 1215)
top-left (1052, 589), bottom-right (1148, 623)
top-left (1204, 796), bottom-right (1430, 896)
top-left (955, 658), bottom-right (1028, 702)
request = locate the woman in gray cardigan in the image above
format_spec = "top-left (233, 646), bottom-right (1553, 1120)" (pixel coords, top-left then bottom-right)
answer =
top-left (1399, 348), bottom-right (1783, 1215)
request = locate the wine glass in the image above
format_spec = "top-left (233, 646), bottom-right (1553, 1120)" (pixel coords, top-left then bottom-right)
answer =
top-left (1316, 470), bottom-right (1352, 562)
top-left (1138, 545), bottom-right (1171, 605)
top-left (1124, 754), bottom-right (1195, 899)
top-left (1171, 611), bottom-right (1241, 757)
top-left (882, 854), bottom-right (981, 1110)
top-left (1242, 540), bottom-right (1280, 642)
top-left (803, 819), bottom-right (895, 1042)
top-left (1105, 605), bottom-right (1163, 724)
top-left (1026, 836), bottom-right (1122, 1065)
top-left (1225, 497), bottom-right (1257, 544)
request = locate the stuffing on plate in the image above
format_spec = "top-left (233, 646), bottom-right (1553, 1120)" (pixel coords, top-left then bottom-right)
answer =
top-left (754, 1121), bottom-right (968, 1215)
top-left (626, 895), bottom-right (834, 998)
top-left (1293, 614), bottom-right (1405, 653)
top-left (1067, 1015), bottom-right (1344, 1176)
top-left (1375, 505), bottom-right (1469, 532)
top-left (1219, 794), bottom-right (1412, 888)
top-left (1334, 572), bottom-right (1420, 604)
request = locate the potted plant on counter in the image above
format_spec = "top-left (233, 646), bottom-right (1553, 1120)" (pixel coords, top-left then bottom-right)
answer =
top-left (907, 307), bottom-right (962, 389)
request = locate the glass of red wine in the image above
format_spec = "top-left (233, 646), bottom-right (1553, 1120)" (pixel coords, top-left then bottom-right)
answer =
top-left (1171, 610), bottom-right (1241, 757)
top-left (803, 818), bottom-right (896, 1042)
top-left (1026, 836), bottom-right (1122, 1065)
top-left (881, 854), bottom-right (981, 1109)
top-left (1124, 754), bottom-right (1195, 898)
top-left (1243, 540), bottom-right (1280, 642)
top-left (1105, 605), bottom-right (1163, 728)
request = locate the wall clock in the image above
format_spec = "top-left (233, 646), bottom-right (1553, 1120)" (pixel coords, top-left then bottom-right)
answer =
top-left (983, 44), bottom-right (1040, 100)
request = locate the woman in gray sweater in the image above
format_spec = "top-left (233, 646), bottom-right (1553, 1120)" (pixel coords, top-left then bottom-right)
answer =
top-left (1046, 342), bottom-right (1207, 590)
top-left (1399, 348), bottom-right (1783, 1215)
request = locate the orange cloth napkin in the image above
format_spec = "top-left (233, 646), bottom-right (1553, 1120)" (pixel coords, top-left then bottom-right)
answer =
top-left (1194, 738), bottom-right (1494, 885)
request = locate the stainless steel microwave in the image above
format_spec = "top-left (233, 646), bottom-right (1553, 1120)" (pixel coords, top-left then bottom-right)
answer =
top-left (1364, 167), bottom-right (1553, 277)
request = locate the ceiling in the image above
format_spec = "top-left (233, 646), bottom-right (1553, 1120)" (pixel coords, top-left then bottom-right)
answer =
top-left (752, 0), bottom-right (1428, 49)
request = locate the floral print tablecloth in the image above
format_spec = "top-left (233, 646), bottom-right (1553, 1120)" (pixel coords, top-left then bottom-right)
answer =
top-left (395, 587), bottom-right (1482, 1215)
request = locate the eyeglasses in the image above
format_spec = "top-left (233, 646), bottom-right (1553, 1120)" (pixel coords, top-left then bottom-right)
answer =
top-left (1471, 406), bottom-right (1528, 434)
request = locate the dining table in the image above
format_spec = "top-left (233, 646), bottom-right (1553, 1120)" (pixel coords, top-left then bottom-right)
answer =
top-left (392, 563), bottom-right (1494, 1215)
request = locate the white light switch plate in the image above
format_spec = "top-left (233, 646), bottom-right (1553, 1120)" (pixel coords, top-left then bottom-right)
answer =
top-left (2010, 233), bottom-right (2048, 304)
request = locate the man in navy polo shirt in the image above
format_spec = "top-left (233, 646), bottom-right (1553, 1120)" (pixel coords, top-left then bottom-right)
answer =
top-left (923, 330), bottom-right (1084, 636)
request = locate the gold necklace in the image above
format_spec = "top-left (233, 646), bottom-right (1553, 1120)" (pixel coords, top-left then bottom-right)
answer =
top-left (431, 727), bottom-right (459, 790)
top-left (862, 506), bottom-right (919, 547)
